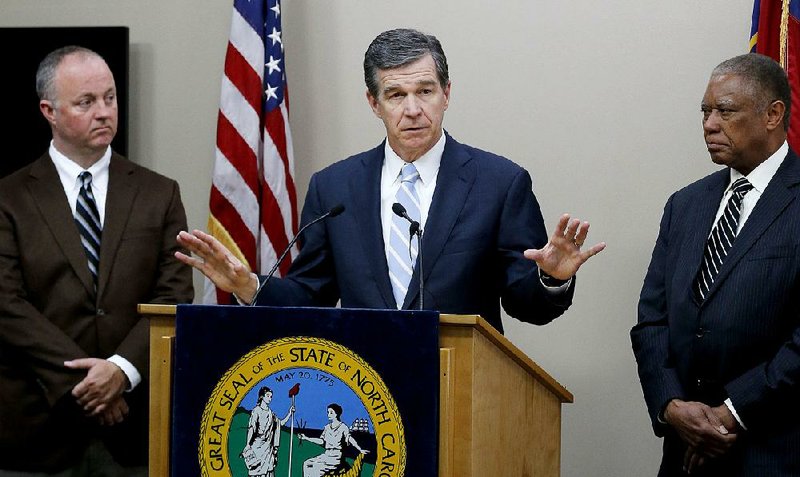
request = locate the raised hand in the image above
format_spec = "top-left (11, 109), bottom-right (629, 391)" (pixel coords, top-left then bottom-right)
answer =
top-left (176, 230), bottom-right (259, 303)
top-left (524, 213), bottom-right (606, 280)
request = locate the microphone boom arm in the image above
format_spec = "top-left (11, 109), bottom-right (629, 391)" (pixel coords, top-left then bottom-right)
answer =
top-left (249, 204), bottom-right (344, 306)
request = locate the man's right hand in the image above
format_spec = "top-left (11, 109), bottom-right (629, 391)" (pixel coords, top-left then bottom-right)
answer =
top-left (664, 399), bottom-right (737, 458)
top-left (175, 230), bottom-right (260, 303)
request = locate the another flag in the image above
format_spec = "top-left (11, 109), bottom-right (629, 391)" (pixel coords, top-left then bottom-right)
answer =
top-left (206, 0), bottom-right (298, 304)
top-left (750, 0), bottom-right (800, 150)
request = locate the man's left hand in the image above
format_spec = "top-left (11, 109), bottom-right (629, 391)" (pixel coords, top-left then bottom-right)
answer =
top-left (65, 358), bottom-right (127, 415)
top-left (524, 213), bottom-right (606, 280)
top-left (95, 396), bottom-right (129, 426)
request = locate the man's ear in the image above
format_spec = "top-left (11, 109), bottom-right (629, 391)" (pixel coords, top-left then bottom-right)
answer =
top-left (366, 89), bottom-right (381, 118)
top-left (765, 99), bottom-right (786, 132)
top-left (39, 100), bottom-right (57, 126)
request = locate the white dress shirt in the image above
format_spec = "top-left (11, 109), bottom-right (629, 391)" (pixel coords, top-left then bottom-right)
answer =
top-left (712, 141), bottom-right (787, 234)
top-left (379, 133), bottom-right (445, 255)
top-left (49, 142), bottom-right (140, 391)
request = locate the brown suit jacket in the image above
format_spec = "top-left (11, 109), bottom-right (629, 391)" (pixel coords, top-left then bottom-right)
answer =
top-left (0, 152), bottom-right (194, 471)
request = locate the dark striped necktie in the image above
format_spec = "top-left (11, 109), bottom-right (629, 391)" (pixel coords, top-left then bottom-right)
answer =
top-left (74, 171), bottom-right (102, 288)
top-left (694, 177), bottom-right (753, 301)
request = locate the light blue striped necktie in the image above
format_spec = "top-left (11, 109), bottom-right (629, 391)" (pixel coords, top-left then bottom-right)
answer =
top-left (387, 163), bottom-right (421, 308)
top-left (74, 171), bottom-right (102, 289)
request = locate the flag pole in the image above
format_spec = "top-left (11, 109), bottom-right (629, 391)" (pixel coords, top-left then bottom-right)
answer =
top-left (288, 395), bottom-right (295, 477)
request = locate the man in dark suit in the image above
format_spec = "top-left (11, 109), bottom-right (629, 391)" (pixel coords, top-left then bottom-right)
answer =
top-left (0, 46), bottom-right (194, 474)
top-left (632, 53), bottom-right (800, 476)
top-left (177, 28), bottom-right (604, 332)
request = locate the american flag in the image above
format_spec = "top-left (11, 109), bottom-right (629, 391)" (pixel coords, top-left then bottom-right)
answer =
top-left (205, 0), bottom-right (298, 304)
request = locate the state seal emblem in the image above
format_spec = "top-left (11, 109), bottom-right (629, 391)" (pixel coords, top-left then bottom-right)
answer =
top-left (198, 336), bottom-right (406, 477)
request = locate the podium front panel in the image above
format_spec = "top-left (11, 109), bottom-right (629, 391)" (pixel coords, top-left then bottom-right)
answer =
top-left (170, 305), bottom-right (439, 477)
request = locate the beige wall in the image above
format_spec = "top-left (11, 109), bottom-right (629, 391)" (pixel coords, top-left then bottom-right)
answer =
top-left (0, 1), bottom-right (754, 475)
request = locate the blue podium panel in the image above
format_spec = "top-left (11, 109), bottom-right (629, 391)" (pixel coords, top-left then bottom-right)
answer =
top-left (171, 305), bottom-right (439, 477)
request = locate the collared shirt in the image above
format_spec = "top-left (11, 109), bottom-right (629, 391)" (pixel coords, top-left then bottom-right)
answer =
top-left (49, 141), bottom-right (140, 391)
top-left (379, 132), bottom-right (445, 248)
top-left (713, 141), bottom-right (788, 234)
top-left (714, 140), bottom-right (788, 430)
top-left (50, 142), bottom-right (111, 226)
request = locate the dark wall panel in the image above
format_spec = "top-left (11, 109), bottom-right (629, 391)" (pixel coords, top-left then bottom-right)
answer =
top-left (0, 26), bottom-right (128, 178)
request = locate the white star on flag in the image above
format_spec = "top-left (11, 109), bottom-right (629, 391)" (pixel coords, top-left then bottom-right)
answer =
top-left (266, 55), bottom-right (282, 74)
top-left (265, 83), bottom-right (278, 100)
top-left (267, 27), bottom-right (282, 48)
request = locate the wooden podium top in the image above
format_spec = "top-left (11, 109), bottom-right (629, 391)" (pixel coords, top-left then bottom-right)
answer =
top-left (439, 314), bottom-right (572, 403)
top-left (138, 304), bottom-right (572, 403)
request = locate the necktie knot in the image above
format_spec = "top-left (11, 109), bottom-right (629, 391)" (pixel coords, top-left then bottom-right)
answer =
top-left (400, 163), bottom-right (420, 185)
top-left (730, 177), bottom-right (753, 197)
top-left (79, 171), bottom-right (93, 189)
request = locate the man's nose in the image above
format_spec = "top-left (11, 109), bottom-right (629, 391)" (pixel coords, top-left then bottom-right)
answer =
top-left (95, 100), bottom-right (116, 119)
top-left (703, 111), bottom-right (721, 133)
top-left (403, 95), bottom-right (422, 116)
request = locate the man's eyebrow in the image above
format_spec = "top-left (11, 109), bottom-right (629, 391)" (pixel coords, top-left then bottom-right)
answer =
top-left (716, 97), bottom-right (738, 107)
top-left (383, 78), bottom-right (438, 93)
top-left (701, 97), bottom-right (738, 109)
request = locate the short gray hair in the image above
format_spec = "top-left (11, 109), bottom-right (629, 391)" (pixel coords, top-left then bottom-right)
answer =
top-left (35, 45), bottom-right (104, 101)
top-left (712, 53), bottom-right (791, 130)
top-left (363, 28), bottom-right (449, 98)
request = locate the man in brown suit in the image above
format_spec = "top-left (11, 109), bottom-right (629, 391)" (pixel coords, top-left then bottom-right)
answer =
top-left (0, 46), bottom-right (193, 474)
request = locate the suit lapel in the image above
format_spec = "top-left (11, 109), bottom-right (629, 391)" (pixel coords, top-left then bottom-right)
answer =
top-left (27, 155), bottom-right (95, 295)
top-left (703, 150), bottom-right (800, 302)
top-left (97, 154), bottom-right (138, 300)
top-left (349, 143), bottom-right (396, 308)
top-left (404, 134), bottom-right (476, 309)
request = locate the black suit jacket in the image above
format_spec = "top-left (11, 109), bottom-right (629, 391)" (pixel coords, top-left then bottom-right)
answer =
top-left (257, 134), bottom-right (574, 332)
top-left (632, 149), bottom-right (800, 475)
top-left (0, 153), bottom-right (194, 471)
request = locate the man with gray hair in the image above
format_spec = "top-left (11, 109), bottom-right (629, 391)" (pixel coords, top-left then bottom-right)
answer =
top-left (632, 53), bottom-right (800, 475)
top-left (0, 46), bottom-right (193, 474)
top-left (178, 28), bottom-right (605, 332)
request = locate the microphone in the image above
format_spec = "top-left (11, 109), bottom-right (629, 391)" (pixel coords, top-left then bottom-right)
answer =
top-left (391, 202), bottom-right (420, 236)
top-left (391, 202), bottom-right (424, 310)
top-left (249, 204), bottom-right (345, 306)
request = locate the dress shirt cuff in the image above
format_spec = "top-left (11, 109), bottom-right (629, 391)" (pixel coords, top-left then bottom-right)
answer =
top-left (107, 355), bottom-right (140, 392)
top-left (538, 270), bottom-right (572, 294)
top-left (724, 398), bottom-right (747, 431)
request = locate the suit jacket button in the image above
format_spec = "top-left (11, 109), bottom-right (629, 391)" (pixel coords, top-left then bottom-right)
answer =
top-left (695, 327), bottom-right (707, 338)
top-left (97, 309), bottom-right (105, 316)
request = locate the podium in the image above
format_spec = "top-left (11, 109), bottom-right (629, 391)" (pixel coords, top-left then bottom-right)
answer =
top-left (140, 304), bottom-right (573, 476)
